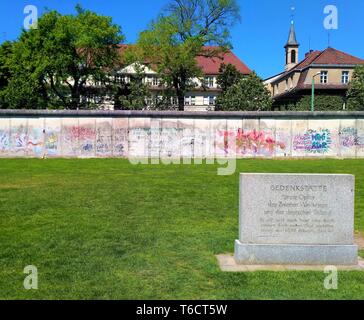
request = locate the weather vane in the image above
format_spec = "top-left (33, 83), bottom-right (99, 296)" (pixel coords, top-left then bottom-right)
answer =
top-left (290, 5), bottom-right (296, 24)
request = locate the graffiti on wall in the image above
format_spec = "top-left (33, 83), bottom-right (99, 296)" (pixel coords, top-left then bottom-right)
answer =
top-left (340, 127), bottom-right (364, 148)
top-left (27, 127), bottom-right (44, 156)
top-left (293, 129), bottom-right (332, 154)
top-left (96, 122), bottom-right (112, 155)
top-left (113, 128), bottom-right (128, 156)
top-left (161, 127), bottom-right (184, 158)
top-left (217, 129), bottom-right (286, 156)
top-left (2, 117), bottom-right (364, 159)
top-left (63, 125), bottom-right (96, 155)
top-left (11, 125), bottom-right (29, 154)
top-left (79, 126), bottom-right (96, 155)
top-left (0, 130), bottom-right (9, 153)
top-left (45, 132), bottom-right (58, 155)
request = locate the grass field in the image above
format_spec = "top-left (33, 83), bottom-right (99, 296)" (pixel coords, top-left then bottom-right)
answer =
top-left (1, 158), bottom-right (364, 300)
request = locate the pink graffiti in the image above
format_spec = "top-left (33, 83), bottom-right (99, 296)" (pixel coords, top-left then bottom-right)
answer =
top-left (67, 126), bottom-right (96, 140)
top-left (219, 129), bottom-right (286, 155)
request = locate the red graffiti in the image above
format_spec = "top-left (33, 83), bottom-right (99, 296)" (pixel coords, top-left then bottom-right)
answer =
top-left (219, 129), bottom-right (286, 155)
top-left (67, 127), bottom-right (96, 140)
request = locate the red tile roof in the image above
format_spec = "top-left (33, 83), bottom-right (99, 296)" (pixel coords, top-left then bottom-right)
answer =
top-left (196, 46), bottom-right (251, 75)
top-left (289, 47), bottom-right (364, 73)
top-left (270, 47), bottom-right (364, 85)
top-left (117, 44), bottom-right (251, 75)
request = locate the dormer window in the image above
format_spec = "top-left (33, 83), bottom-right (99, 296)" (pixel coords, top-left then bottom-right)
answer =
top-left (204, 76), bottom-right (214, 88)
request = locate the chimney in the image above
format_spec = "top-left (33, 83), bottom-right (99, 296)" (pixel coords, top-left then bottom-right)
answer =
top-left (305, 50), bottom-right (313, 58)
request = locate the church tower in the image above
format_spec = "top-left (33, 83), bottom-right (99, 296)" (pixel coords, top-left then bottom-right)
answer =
top-left (285, 21), bottom-right (299, 70)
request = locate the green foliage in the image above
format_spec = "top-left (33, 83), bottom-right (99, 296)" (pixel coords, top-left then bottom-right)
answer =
top-left (0, 41), bottom-right (14, 108)
top-left (285, 95), bottom-right (345, 111)
top-left (347, 65), bottom-right (364, 111)
top-left (115, 63), bottom-right (151, 110)
top-left (216, 63), bottom-right (243, 93)
top-left (216, 72), bottom-right (272, 111)
top-left (3, 6), bottom-right (124, 109)
top-left (136, 0), bottom-right (240, 110)
top-left (137, 18), bottom-right (204, 110)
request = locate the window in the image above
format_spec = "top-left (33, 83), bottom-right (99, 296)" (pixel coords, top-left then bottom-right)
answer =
top-left (115, 75), bottom-right (129, 84)
top-left (320, 71), bottom-right (328, 84)
top-left (115, 75), bottom-right (130, 84)
top-left (209, 96), bottom-right (216, 106)
top-left (191, 96), bottom-right (196, 106)
top-left (185, 96), bottom-right (191, 106)
top-left (171, 97), bottom-right (178, 105)
top-left (114, 75), bottom-right (121, 83)
top-left (152, 77), bottom-right (159, 86)
top-left (342, 71), bottom-right (349, 84)
top-left (204, 76), bottom-right (214, 88)
top-left (145, 76), bottom-right (153, 85)
top-left (145, 97), bottom-right (153, 107)
top-left (291, 50), bottom-right (296, 63)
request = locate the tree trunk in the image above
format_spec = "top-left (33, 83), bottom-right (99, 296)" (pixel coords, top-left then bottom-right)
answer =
top-left (70, 85), bottom-right (80, 110)
top-left (177, 94), bottom-right (185, 111)
top-left (173, 75), bottom-right (186, 111)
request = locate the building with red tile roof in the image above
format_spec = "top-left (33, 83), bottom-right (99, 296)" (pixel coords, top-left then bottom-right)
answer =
top-left (195, 46), bottom-right (251, 75)
top-left (265, 23), bottom-right (364, 109)
top-left (112, 45), bottom-right (250, 111)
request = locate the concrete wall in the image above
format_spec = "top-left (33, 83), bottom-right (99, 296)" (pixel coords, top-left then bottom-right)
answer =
top-left (1, 110), bottom-right (364, 159)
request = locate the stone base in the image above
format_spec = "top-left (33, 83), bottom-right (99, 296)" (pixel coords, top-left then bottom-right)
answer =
top-left (217, 254), bottom-right (364, 272)
top-left (234, 240), bottom-right (358, 265)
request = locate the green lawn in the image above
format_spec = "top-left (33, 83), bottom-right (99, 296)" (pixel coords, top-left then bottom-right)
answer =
top-left (1, 158), bottom-right (364, 300)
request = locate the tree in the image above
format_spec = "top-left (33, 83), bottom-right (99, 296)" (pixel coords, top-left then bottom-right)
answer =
top-left (217, 63), bottom-right (243, 93)
top-left (347, 65), bottom-right (364, 111)
top-left (115, 63), bottom-right (151, 110)
top-left (136, 0), bottom-right (240, 110)
top-left (5, 6), bottom-right (124, 109)
top-left (216, 72), bottom-right (272, 111)
top-left (285, 95), bottom-right (345, 111)
top-left (0, 41), bottom-right (13, 108)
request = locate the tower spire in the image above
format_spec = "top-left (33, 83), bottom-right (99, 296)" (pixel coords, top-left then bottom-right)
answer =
top-left (284, 12), bottom-right (300, 71)
top-left (285, 21), bottom-right (299, 47)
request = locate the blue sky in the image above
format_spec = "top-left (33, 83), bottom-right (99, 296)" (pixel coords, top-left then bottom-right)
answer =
top-left (0, 0), bottom-right (363, 78)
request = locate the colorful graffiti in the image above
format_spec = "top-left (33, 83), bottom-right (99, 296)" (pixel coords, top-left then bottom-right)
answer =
top-left (113, 128), bottom-right (128, 156)
top-left (63, 125), bottom-right (96, 156)
top-left (27, 127), bottom-right (44, 156)
top-left (45, 132), bottom-right (58, 155)
top-left (0, 130), bottom-right (9, 153)
top-left (2, 117), bottom-right (364, 158)
top-left (96, 122), bottom-right (112, 155)
top-left (68, 126), bottom-right (96, 140)
top-left (293, 129), bottom-right (332, 154)
top-left (340, 127), bottom-right (364, 148)
top-left (218, 129), bottom-right (286, 156)
top-left (12, 125), bottom-right (29, 154)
